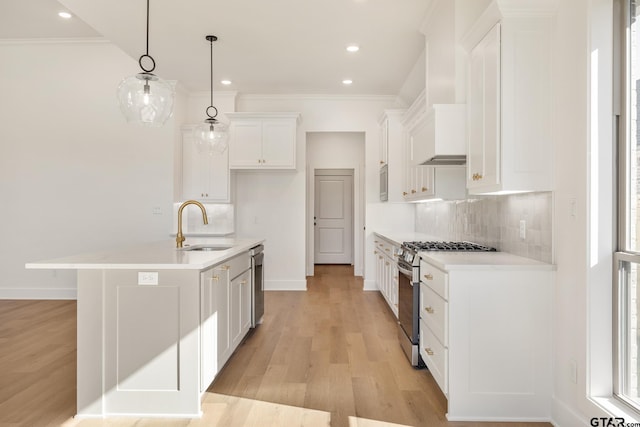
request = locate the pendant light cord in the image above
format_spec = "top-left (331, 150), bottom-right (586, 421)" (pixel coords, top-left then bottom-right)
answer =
top-left (210, 37), bottom-right (214, 107)
top-left (138, 0), bottom-right (155, 73)
top-left (146, 0), bottom-right (150, 56)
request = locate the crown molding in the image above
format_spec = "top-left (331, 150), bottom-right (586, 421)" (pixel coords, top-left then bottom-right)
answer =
top-left (0, 37), bottom-right (109, 46)
top-left (237, 93), bottom-right (401, 103)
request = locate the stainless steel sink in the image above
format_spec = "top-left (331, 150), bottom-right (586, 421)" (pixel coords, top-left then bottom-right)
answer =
top-left (180, 244), bottom-right (232, 251)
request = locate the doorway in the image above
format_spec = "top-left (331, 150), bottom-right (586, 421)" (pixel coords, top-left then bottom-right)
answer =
top-left (314, 170), bottom-right (354, 265)
top-left (305, 131), bottom-right (365, 277)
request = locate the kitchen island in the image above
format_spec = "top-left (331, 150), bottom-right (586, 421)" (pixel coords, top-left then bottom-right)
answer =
top-left (26, 237), bottom-right (264, 418)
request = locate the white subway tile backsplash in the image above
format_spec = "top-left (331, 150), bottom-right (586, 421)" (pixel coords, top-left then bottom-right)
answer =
top-left (415, 192), bottom-right (552, 263)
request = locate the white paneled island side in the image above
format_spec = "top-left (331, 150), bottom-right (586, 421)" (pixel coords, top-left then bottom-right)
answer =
top-left (26, 237), bottom-right (264, 418)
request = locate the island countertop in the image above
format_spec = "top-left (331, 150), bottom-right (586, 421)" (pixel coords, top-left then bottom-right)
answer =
top-left (25, 237), bottom-right (264, 271)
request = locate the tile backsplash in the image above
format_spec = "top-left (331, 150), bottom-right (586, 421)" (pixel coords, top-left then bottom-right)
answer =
top-left (415, 192), bottom-right (553, 263)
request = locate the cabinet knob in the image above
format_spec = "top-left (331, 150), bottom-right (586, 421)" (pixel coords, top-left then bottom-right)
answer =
top-left (240, 280), bottom-right (248, 285)
top-left (411, 189), bottom-right (416, 194)
top-left (385, 262), bottom-right (389, 266)
top-left (425, 348), bottom-right (434, 356)
top-left (212, 275), bottom-right (219, 281)
top-left (425, 306), bottom-right (434, 314)
top-left (205, 193), bottom-right (209, 197)
top-left (421, 187), bottom-right (428, 192)
top-left (379, 256), bottom-right (383, 260)
top-left (385, 248), bottom-right (390, 252)
top-left (403, 192), bottom-right (408, 196)
top-left (379, 160), bottom-right (384, 165)
top-left (424, 273), bottom-right (433, 280)
top-left (222, 265), bottom-right (230, 271)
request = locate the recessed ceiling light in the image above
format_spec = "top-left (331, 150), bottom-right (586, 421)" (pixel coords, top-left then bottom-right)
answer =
top-left (342, 79), bottom-right (353, 85)
top-left (58, 11), bottom-right (72, 19)
top-left (221, 80), bottom-right (232, 85)
top-left (346, 45), bottom-right (359, 53)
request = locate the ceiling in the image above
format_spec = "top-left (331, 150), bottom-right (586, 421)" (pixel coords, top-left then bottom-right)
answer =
top-left (1, 0), bottom-right (429, 96)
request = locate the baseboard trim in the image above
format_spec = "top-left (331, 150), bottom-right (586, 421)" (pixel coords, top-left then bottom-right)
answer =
top-left (363, 279), bottom-right (378, 291)
top-left (0, 288), bottom-right (77, 300)
top-left (551, 397), bottom-right (591, 427)
top-left (264, 280), bottom-right (307, 291)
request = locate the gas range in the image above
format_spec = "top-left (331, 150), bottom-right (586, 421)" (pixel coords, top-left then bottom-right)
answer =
top-left (399, 241), bottom-right (497, 267)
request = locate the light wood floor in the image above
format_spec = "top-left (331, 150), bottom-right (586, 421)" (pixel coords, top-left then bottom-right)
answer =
top-left (0, 265), bottom-right (552, 427)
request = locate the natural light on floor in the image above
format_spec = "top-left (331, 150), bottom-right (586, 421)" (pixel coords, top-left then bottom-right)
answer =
top-left (58, 393), bottom-right (414, 427)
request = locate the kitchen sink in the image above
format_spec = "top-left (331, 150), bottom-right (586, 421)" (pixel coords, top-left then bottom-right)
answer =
top-left (180, 244), bottom-right (232, 251)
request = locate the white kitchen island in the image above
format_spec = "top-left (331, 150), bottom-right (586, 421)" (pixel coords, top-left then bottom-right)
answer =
top-left (26, 237), bottom-right (264, 418)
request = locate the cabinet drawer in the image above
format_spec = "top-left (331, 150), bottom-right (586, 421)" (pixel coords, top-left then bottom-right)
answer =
top-left (420, 319), bottom-right (448, 395)
top-left (225, 253), bottom-right (251, 279)
top-left (374, 238), bottom-right (397, 260)
top-left (420, 260), bottom-right (448, 300)
top-left (420, 283), bottom-right (448, 347)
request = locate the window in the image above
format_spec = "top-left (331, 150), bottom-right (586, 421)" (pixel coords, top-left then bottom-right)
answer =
top-left (616, 0), bottom-right (640, 411)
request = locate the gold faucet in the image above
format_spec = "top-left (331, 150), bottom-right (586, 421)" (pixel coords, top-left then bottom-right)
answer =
top-left (176, 200), bottom-right (208, 248)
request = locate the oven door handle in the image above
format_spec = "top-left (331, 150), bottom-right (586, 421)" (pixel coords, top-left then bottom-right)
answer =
top-left (397, 263), bottom-right (414, 278)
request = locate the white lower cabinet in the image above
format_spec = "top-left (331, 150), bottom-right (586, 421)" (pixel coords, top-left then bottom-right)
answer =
top-left (200, 252), bottom-right (251, 393)
top-left (419, 256), bottom-right (553, 421)
top-left (373, 234), bottom-right (399, 318)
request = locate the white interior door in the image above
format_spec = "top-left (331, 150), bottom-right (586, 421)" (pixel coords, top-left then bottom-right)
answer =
top-left (314, 170), bottom-right (353, 264)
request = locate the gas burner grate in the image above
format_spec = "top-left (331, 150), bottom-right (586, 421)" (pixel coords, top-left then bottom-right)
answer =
top-left (402, 241), bottom-right (497, 252)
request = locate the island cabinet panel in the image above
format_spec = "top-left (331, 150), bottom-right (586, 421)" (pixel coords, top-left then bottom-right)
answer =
top-left (76, 269), bottom-right (202, 417)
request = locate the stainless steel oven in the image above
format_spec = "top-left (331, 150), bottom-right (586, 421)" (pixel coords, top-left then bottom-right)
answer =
top-left (397, 253), bottom-right (422, 366)
top-left (396, 240), bottom-right (496, 367)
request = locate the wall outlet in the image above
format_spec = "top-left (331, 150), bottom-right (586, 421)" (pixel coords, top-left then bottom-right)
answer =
top-left (152, 206), bottom-right (162, 215)
top-left (138, 272), bottom-right (158, 285)
top-left (519, 220), bottom-right (526, 239)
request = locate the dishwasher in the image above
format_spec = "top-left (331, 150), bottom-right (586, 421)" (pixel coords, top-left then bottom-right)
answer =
top-left (250, 244), bottom-right (264, 327)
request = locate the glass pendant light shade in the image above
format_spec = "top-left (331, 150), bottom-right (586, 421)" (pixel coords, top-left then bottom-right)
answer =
top-left (116, 0), bottom-right (174, 126)
top-left (195, 118), bottom-right (229, 155)
top-left (117, 72), bottom-right (174, 126)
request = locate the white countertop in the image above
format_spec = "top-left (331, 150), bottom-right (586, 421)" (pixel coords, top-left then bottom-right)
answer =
top-left (25, 237), bottom-right (264, 271)
top-left (420, 251), bottom-right (554, 271)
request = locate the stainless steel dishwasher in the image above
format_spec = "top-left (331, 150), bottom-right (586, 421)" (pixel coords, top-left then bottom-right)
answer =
top-left (250, 244), bottom-right (264, 327)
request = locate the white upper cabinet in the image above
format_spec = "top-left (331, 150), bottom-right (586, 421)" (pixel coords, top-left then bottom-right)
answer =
top-left (226, 113), bottom-right (300, 169)
top-left (379, 109), bottom-right (406, 202)
top-left (462, 1), bottom-right (554, 194)
top-left (182, 126), bottom-right (230, 202)
top-left (401, 92), bottom-right (466, 202)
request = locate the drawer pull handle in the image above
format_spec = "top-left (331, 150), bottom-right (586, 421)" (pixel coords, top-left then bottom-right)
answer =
top-left (240, 280), bottom-right (247, 285)
top-left (212, 275), bottom-right (219, 281)
top-left (385, 248), bottom-right (390, 252)
top-left (425, 348), bottom-right (434, 356)
top-left (385, 262), bottom-right (389, 266)
top-left (424, 274), bottom-right (433, 280)
top-left (222, 265), bottom-right (230, 271)
top-left (379, 256), bottom-right (383, 260)
top-left (425, 306), bottom-right (434, 314)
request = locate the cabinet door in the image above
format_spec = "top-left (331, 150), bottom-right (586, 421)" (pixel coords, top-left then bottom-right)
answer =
top-left (230, 269), bottom-right (251, 349)
top-left (380, 118), bottom-right (389, 166)
top-left (215, 266), bottom-right (231, 369)
top-left (182, 131), bottom-right (230, 202)
top-left (261, 120), bottom-right (296, 168)
top-left (467, 23), bottom-right (501, 190)
top-left (240, 269), bottom-right (252, 334)
top-left (229, 120), bottom-right (263, 168)
top-left (200, 268), bottom-right (218, 392)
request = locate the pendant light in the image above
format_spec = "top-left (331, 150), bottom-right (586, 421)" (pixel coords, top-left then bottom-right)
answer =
top-left (194, 35), bottom-right (229, 155)
top-left (116, 0), bottom-right (174, 126)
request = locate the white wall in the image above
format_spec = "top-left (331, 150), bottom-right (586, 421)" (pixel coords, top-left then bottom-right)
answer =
top-left (233, 95), bottom-right (414, 290)
top-left (0, 40), bottom-right (181, 298)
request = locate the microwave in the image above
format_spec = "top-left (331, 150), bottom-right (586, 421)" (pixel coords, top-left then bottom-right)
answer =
top-left (380, 164), bottom-right (388, 201)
